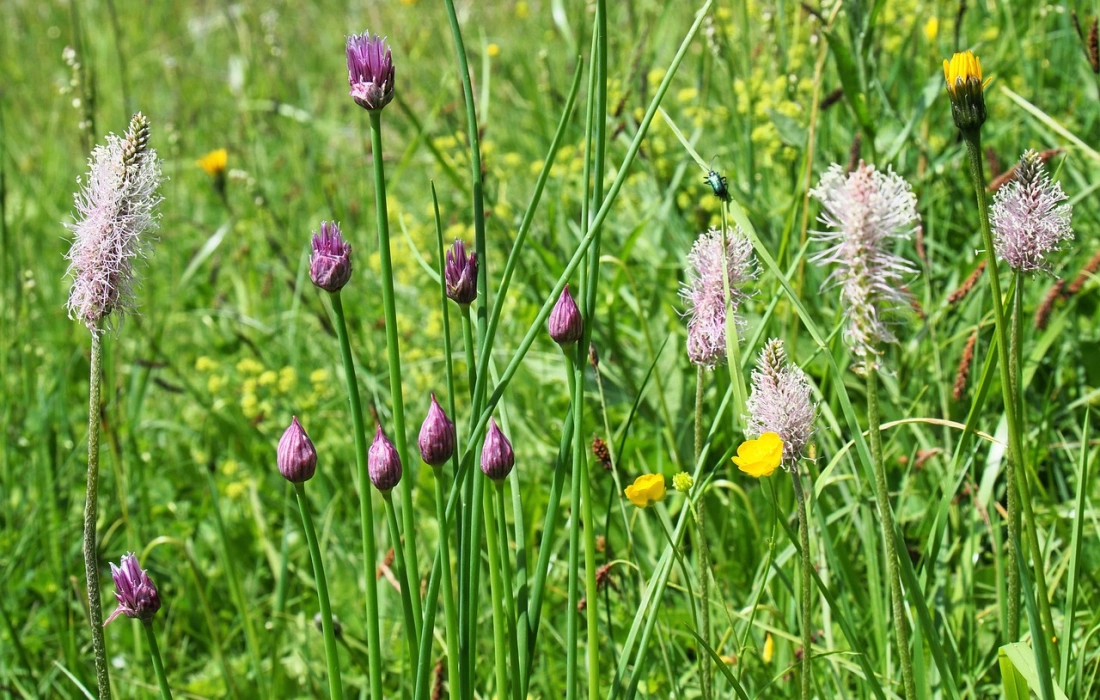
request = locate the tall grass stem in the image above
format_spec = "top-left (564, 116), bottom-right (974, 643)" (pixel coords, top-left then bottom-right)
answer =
top-left (293, 482), bottom-right (344, 700)
top-left (83, 331), bottom-right (111, 700)
top-left (792, 471), bottom-right (813, 700)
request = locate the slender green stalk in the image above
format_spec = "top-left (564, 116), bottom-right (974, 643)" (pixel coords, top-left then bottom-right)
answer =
top-left (483, 483), bottom-right (510, 700)
top-left (961, 132), bottom-right (1057, 663)
top-left (83, 331), bottom-right (111, 700)
top-left (367, 110), bottom-right (421, 627)
top-left (720, 206), bottom-right (748, 421)
top-left (494, 483), bottom-right (523, 700)
top-left (458, 303), bottom-right (480, 700)
top-left (293, 483), bottom-right (344, 700)
top-left (867, 368), bottom-right (915, 700)
top-left (693, 367), bottom-right (710, 700)
top-left (328, 292), bottom-right (383, 700)
top-left (564, 352), bottom-right (585, 700)
top-left (1006, 271), bottom-right (1024, 641)
top-left (466, 457), bottom-right (486, 700)
top-left (460, 306), bottom-right (477, 393)
top-left (432, 467), bottom-right (461, 698)
top-left (791, 471), bottom-right (813, 700)
top-left (143, 621), bottom-right (173, 700)
top-left (383, 492), bottom-right (420, 664)
top-left (580, 419), bottom-right (601, 700)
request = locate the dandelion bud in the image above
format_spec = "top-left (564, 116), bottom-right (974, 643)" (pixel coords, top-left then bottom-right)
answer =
top-left (278, 416), bottom-right (317, 482)
top-left (104, 553), bottom-right (161, 626)
top-left (480, 418), bottom-right (515, 481)
top-left (310, 221), bottom-right (353, 293)
top-left (548, 284), bottom-right (584, 346)
top-left (445, 239), bottom-right (478, 305)
top-left (990, 150), bottom-right (1073, 273)
top-left (346, 32), bottom-right (395, 111)
top-left (418, 393), bottom-right (456, 467)
top-left (369, 425), bottom-right (403, 492)
top-left (943, 51), bottom-right (988, 132)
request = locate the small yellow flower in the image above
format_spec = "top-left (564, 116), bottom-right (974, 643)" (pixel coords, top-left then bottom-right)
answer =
top-left (310, 368), bottom-right (330, 385)
top-left (762, 633), bottom-right (775, 663)
top-left (195, 356), bottom-right (217, 373)
top-left (207, 375), bottom-right (227, 393)
top-left (624, 474), bottom-right (666, 508)
top-left (236, 357), bottom-right (263, 375)
top-left (942, 50), bottom-right (985, 92)
top-left (515, 1), bottom-right (529, 18)
top-left (923, 17), bottom-right (938, 42)
top-left (196, 148), bottom-right (228, 177)
top-left (258, 370), bottom-right (278, 387)
top-left (278, 366), bottom-right (297, 394)
top-left (672, 472), bottom-right (694, 493)
top-left (487, 43), bottom-right (501, 58)
top-left (732, 432), bottom-right (784, 478)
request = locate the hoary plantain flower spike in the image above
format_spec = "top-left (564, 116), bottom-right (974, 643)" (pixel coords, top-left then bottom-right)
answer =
top-left (745, 339), bottom-right (816, 468)
top-left (680, 226), bottom-right (755, 368)
top-left (990, 150), bottom-right (1073, 273)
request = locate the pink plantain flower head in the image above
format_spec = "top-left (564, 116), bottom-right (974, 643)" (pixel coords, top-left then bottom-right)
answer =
top-left (810, 161), bottom-right (919, 365)
top-left (346, 32), bottom-right (395, 111)
top-left (65, 113), bottom-right (163, 334)
top-left (104, 553), bottom-right (161, 626)
top-left (990, 149), bottom-right (1073, 273)
top-left (745, 339), bottom-right (816, 468)
top-left (680, 227), bottom-right (755, 368)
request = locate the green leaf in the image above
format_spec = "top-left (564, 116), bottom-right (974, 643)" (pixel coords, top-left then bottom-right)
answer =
top-left (1000, 643), bottom-right (1070, 700)
top-left (823, 29), bottom-right (875, 140)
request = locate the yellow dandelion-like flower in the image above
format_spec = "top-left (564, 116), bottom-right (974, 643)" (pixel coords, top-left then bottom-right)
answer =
top-left (624, 474), bottom-right (666, 508)
top-left (943, 51), bottom-right (990, 131)
top-left (672, 472), bottom-right (694, 493)
top-left (196, 148), bottom-right (228, 177)
top-left (732, 432), bottom-right (784, 478)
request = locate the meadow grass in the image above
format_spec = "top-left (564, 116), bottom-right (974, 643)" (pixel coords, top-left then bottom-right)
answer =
top-left (2, 0), bottom-right (1100, 698)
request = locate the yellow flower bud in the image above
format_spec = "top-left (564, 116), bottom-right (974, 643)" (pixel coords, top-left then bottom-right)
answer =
top-left (732, 432), bottom-right (784, 478)
top-left (624, 474), bottom-right (666, 508)
top-left (672, 472), bottom-right (694, 493)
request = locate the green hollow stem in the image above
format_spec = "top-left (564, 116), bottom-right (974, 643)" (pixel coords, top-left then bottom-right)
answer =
top-left (384, 492), bottom-right (421, 665)
top-left (564, 352), bottom-right (584, 700)
top-left (791, 470), bottom-right (813, 700)
top-left (867, 368), bottom-right (915, 700)
top-left (461, 307), bottom-right (477, 393)
top-left (580, 422), bottom-right (600, 700)
top-left (1006, 271), bottom-right (1023, 641)
top-left (494, 482), bottom-right (523, 700)
top-left (432, 467), bottom-right (461, 699)
top-left (465, 457), bottom-right (486, 700)
top-left (142, 621), bottom-right (173, 700)
top-left (328, 293), bottom-right (383, 700)
top-left (294, 482), bottom-right (345, 700)
top-left (483, 481), bottom-right (511, 700)
top-left (961, 131), bottom-right (1056, 663)
top-left (720, 207), bottom-right (748, 423)
top-left (368, 110), bottom-right (422, 626)
top-left (693, 367), bottom-right (711, 700)
top-left (83, 331), bottom-right (111, 700)
top-left (458, 304), bottom-right (479, 700)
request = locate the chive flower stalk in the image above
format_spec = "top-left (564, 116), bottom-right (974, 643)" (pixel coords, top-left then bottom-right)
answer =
top-left (680, 226), bottom-right (754, 368)
top-left (346, 32), bottom-right (395, 111)
top-left (445, 239), bottom-right (479, 305)
top-left (278, 417), bottom-right (345, 700)
top-left (106, 554), bottom-right (172, 699)
top-left (310, 221), bottom-right (352, 293)
top-left (67, 113), bottom-right (163, 700)
top-left (990, 150), bottom-right (1073, 273)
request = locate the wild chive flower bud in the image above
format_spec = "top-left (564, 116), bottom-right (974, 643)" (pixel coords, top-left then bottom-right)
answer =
top-left (680, 226), bottom-right (755, 368)
top-left (445, 239), bottom-right (478, 305)
top-left (346, 32), bottom-right (395, 111)
top-left (745, 339), bottom-right (816, 468)
top-left (990, 150), bottom-right (1073, 273)
top-left (104, 553), bottom-right (161, 626)
top-left (278, 416), bottom-right (317, 483)
top-left (943, 50), bottom-right (989, 132)
top-left (480, 418), bottom-right (515, 481)
top-left (810, 162), bottom-right (919, 366)
top-left (418, 394), bottom-right (456, 467)
top-left (65, 113), bottom-right (163, 333)
top-left (548, 284), bottom-right (584, 346)
top-left (310, 221), bottom-right (353, 293)
top-left (369, 425), bottom-right (403, 492)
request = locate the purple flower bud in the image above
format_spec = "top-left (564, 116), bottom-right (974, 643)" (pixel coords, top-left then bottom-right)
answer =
top-left (418, 394), bottom-right (456, 467)
top-left (347, 32), bottom-right (395, 111)
top-left (104, 553), bottom-right (161, 626)
top-left (548, 284), bottom-right (584, 346)
top-left (310, 221), bottom-right (352, 293)
top-left (369, 425), bottom-right (403, 492)
top-left (278, 416), bottom-right (317, 482)
top-left (480, 418), bottom-right (515, 481)
top-left (445, 239), bottom-right (478, 305)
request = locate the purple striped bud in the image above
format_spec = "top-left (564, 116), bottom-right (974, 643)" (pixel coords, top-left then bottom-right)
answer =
top-left (346, 32), bottom-right (395, 111)
top-left (548, 284), bottom-right (584, 346)
top-left (369, 425), bottom-right (403, 492)
top-left (480, 418), bottom-right (514, 481)
top-left (310, 221), bottom-right (352, 292)
top-left (418, 394), bottom-right (456, 467)
top-left (278, 416), bottom-right (317, 482)
top-left (445, 239), bottom-right (478, 305)
top-left (104, 553), bottom-right (161, 626)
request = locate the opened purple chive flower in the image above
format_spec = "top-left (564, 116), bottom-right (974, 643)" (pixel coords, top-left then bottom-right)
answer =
top-left (680, 227), bottom-right (755, 368)
top-left (310, 221), bottom-right (352, 293)
top-left (104, 553), bottom-right (161, 626)
top-left (369, 425), bottom-right (403, 492)
top-left (418, 394), bottom-right (456, 467)
top-left (445, 239), bottom-right (478, 305)
top-left (810, 162), bottom-right (919, 364)
top-left (480, 418), bottom-right (515, 481)
top-left (346, 32), bottom-right (395, 111)
top-left (548, 284), bottom-right (584, 346)
top-left (991, 150), bottom-right (1073, 273)
top-left (65, 113), bottom-right (163, 333)
top-left (278, 416), bottom-right (317, 483)
top-left (745, 339), bottom-right (816, 468)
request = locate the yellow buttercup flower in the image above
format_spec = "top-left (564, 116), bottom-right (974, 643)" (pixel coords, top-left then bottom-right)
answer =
top-left (196, 148), bottom-right (228, 177)
top-left (624, 474), bottom-right (666, 508)
top-left (732, 432), bottom-right (784, 478)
